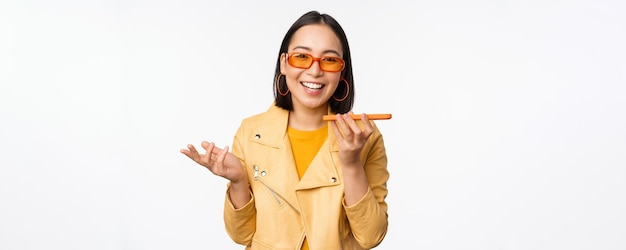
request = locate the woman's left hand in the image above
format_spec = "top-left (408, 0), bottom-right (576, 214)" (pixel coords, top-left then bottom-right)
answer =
top-left (330, 111), bottom-right (373, 168)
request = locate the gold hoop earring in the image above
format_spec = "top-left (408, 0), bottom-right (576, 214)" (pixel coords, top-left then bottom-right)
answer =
top-left (332, 78), bottom-right (350, 102)
top-left (276, 74), bottom-right (289, 96)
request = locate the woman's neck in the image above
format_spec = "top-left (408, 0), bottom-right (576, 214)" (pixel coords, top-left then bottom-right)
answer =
top-left (288, 105), bottom-right (328, 131)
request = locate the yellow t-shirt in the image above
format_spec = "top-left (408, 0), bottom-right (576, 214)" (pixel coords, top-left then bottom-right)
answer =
top-left (287, 124), bottom-right (328, 250)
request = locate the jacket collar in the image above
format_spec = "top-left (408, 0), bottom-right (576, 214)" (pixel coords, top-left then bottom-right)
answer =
top-left (254, 104), bottom-right (339, 152)
top-left (253, 104), bottom-right (290, 149)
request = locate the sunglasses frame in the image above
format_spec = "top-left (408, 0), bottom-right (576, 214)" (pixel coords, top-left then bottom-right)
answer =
top-left (286, 52), bottom-right (345, 72)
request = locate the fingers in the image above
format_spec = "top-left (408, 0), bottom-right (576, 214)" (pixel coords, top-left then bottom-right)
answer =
top-left (180, 144), bottom-right (199, 160)
top-left (180, 141), bottom-right (219, 167)
top-left (216, 145), bottom-right (228, 166)
top-left (187, 144), bottom-right (198, 154)
top-left (332, 112), bottom-right (373, 141)
top-left (201, 141), bottom-right (215, 165)
top-left (334, 113), bottom-right (350, 139)
top-left (182, 142), bottom-right (236, 180)
top-left (345, 112), bottom-right (363, 138)
top-left (336, 112), bottom-right (360, 138)
top-left (361, 113), bottom-right (374, 136)
top-left (209, 145), bottom-right (229, 176)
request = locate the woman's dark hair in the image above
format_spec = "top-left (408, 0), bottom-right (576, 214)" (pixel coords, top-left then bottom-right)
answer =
top-left (273, 10), bottom-right (354, 114)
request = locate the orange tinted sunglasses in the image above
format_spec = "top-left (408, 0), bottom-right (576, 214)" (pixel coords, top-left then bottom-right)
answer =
top-left (286, 52), bottom-right (345, 72)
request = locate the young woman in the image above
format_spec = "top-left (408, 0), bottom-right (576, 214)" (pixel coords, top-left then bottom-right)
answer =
top-left (181, 10), bottom-right (390, 249)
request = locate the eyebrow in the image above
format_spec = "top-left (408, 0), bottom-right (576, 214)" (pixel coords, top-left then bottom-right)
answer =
top-left (291, 46), bottom-right (342, 56)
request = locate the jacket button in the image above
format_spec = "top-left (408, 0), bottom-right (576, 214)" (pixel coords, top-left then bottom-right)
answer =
top-left (261, 171), bottom-right (267, 176)
top-left (255, 134), bottom-right (261, 139)
top-left (330, 177), bottom-right (337, 183)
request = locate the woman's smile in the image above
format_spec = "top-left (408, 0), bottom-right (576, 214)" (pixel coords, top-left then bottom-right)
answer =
top-left (300, 81), bottom-right (325, 94)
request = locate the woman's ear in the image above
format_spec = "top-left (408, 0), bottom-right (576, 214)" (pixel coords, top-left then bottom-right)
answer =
top-left (279, 53), bottom-right (286, 74)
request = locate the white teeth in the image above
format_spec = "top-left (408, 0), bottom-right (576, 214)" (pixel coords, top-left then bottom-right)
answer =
top-left (301, 82), bottom-right (323, 89)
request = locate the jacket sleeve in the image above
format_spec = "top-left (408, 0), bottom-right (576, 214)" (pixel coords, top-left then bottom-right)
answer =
top-left (223, 185), bottom-right (256, 245)
top-left (343, 124), bottom-right (389, 248)
top-left (223, 121), bottom-right (257, 245)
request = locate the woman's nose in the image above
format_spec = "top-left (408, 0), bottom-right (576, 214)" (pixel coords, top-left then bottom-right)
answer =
top-left (306, 60), bottom-right (323, 76)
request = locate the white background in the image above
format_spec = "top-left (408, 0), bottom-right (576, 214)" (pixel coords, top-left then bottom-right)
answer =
top-left (1, 0), bottom-right (625, 249)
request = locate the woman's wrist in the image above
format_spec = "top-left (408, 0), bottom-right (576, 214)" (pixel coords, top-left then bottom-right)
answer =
top-left (230, 178), bottom-right (249, 190)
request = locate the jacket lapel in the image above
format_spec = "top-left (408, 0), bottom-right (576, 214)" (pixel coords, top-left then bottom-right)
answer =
top-left (251, 105), bottom-right (301, 211)
top-left (295, 124), bottom-right (341, 190)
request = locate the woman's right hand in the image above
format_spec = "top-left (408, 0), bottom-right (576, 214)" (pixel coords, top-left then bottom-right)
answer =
top-left (180, 141), bottom-right (246, 184)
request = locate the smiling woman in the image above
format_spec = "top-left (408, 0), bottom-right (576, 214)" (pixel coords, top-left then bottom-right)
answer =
top-left (2, 1), bottom-right (625, 250)
top-left (180, 10), bottom-right (390, 249)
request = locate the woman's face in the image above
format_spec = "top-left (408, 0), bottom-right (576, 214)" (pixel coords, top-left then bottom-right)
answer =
top-left (280, 23), bottom-right (343, 112)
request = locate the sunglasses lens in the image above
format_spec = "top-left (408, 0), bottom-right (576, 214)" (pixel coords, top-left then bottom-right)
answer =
top-left (320, 57), bottom-right (344, 72)
top-left (288, 53), bottom-right (313, 68)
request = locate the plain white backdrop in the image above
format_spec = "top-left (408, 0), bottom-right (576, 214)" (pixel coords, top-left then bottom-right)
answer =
top-left (1, 0), bottom-right (625, 249)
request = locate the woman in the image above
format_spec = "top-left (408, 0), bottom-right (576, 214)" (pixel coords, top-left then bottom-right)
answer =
top-left (181, 10), bottom-right (389, 249)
